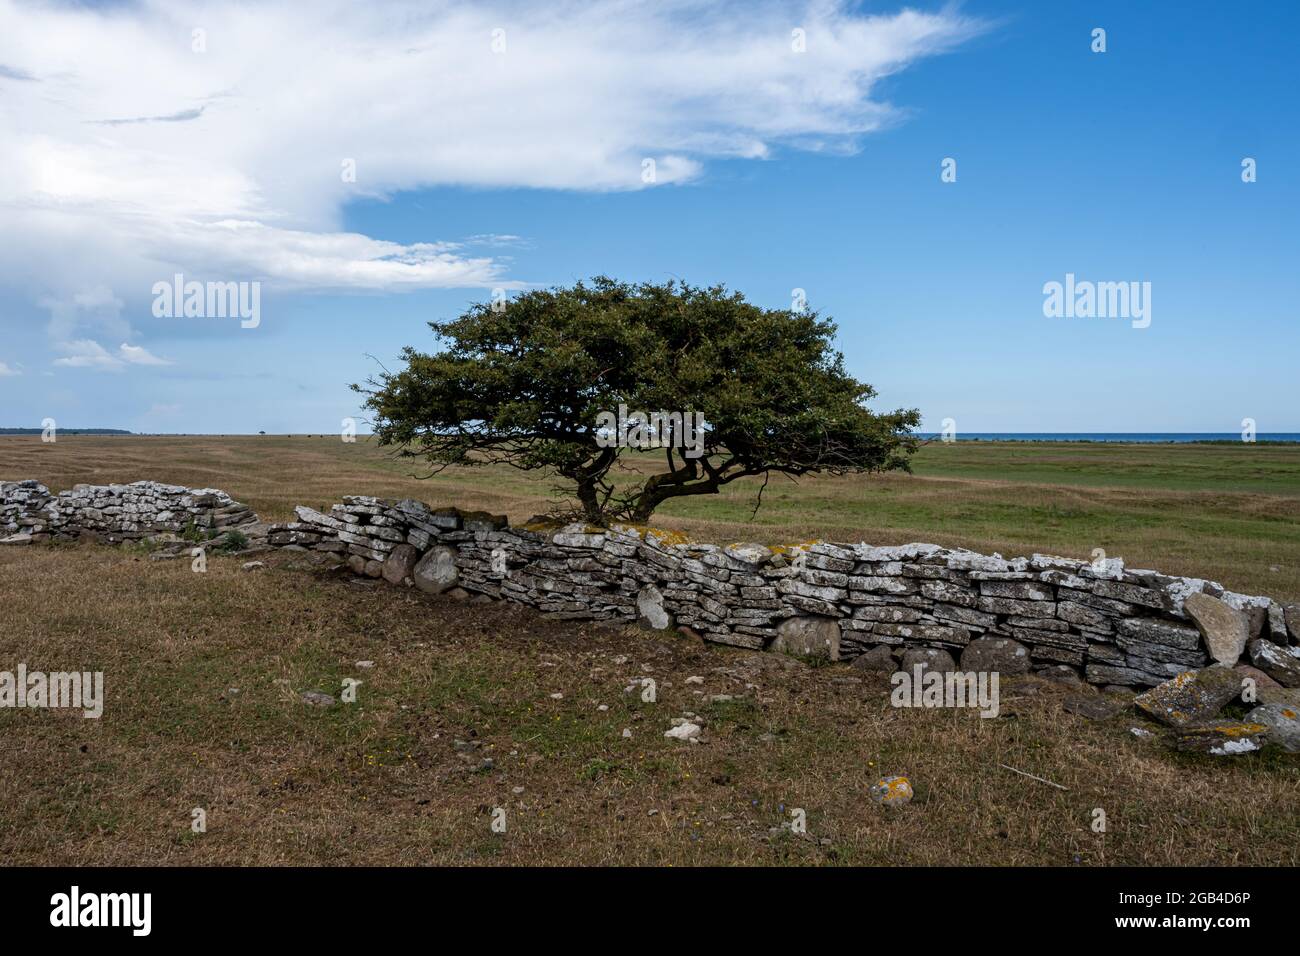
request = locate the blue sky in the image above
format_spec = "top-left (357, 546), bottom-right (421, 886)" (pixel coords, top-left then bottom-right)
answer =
top-left (0, 0), bottom-right (1296, 434)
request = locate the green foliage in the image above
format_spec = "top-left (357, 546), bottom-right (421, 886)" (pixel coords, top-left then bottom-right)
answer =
top-left (215, 530), bottom-right (250, 553)
top-left (355, 277), bottom-right (920, 523)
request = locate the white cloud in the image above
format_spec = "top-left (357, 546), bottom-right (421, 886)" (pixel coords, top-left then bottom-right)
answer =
top-left (52, 339), bottom-right (122, 370)
top-left (0, 0), bottom-right (984, 303)
top-left (0, 360), bottom-right (19, 376)
top-left (52, 339), bottom-right (171, 371)
top-left (119, 343), bottom-right (171, 366)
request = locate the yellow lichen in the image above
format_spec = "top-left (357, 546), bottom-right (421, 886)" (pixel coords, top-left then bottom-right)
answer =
top-left (644, 527), bottom-right (692, 547)
top-left (770, 539), bottom-right (822, 556)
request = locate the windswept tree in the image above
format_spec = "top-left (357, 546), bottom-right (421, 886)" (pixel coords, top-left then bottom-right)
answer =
top-left (354, 277), bottom-right (920, 525)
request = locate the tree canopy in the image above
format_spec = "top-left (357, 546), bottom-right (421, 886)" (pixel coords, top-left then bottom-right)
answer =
top-left (354, 277), bottom-right (920, 524)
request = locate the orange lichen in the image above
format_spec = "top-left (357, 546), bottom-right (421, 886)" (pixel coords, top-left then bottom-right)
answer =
top-left (770, 540), bottom-right (822, 556)
top-left (644, 527), bottom-right (691, 548)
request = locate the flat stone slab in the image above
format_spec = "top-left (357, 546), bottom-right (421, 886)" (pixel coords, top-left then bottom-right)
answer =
top-left (1133, 667), bottom-right (1243, 727)
top-left (1184, 593), bottom-right (1250, 666)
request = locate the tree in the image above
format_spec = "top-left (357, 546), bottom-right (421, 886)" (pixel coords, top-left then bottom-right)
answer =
top-left (354, 277), bottom-right (920, 525)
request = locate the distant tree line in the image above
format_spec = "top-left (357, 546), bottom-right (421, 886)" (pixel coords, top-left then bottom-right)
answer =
top-left (0, 428), bottom-right (132, 435)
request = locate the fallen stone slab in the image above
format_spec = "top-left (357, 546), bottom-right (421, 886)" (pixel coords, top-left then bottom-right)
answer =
top-left (1133, 667), bottom-right (1243, 727)
top-left (1172, 720), bottom-right (1269, 756)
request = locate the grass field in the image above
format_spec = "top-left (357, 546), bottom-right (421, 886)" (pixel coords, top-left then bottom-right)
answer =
top-left (3, 434), bottom-right (1298, 601)
top-left (3, 435), bottom-right (1299, 866)
top-left (2, 544), bottom-right (1297, 866)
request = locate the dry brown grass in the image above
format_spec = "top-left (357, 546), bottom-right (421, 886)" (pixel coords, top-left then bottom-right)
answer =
top-left (1, 544), bottom-right (1297, 866)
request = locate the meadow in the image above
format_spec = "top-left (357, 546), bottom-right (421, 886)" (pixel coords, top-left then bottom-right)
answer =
top-left (1, 435), bottom-right (1298, 866)
top-left (4, 434), bottom-right (1298, 600)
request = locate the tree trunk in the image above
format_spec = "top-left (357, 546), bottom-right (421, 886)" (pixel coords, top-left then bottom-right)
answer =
top-left (576, 477), bottom-right (604, 525)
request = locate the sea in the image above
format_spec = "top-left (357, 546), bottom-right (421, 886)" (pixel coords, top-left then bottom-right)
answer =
top-left (918, 433), bottom-right (1300, 443)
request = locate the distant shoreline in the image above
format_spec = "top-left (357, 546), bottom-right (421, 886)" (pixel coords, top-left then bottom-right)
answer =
top-left (915, 433), bottom-right (1300, 444)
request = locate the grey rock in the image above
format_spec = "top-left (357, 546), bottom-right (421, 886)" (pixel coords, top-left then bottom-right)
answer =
top-left (1285, 604), bottom-right (1300, 644)
top-left (979, 579), bottom-right (1053, 601)
top-left (1034, 664), bottom-right (1084, 685)
top-left (1172, 720), bottom-right (1269, 756)
top-left (1183, 593), bottom-right (1250, 665)
top-left (381, 543), bottom-right (419, 585)
top-left (959, 636), bottom-right (1031, 675)
top-left (772, 616), bottom-right (840, 661)
top-left (850, 645), bottom-right (898, 672)
top-left (899, 646), bottom-right (957, 676)
top-left (1115, 617), bottom-right (1202, 651)
top-left (1233, 663), bottom-right (1281, 699)
top-left (636, 584), bottom-right (673, 630)
top-left (1133, 667), bottom-right (1243, 727)
top-left (1245, 703), bottom-right (1300, 752)
top-left (1247, 639), bottom-right (1300, 688)
top-left (462, 511), bottom-right (508, 532)
top-left (978, 596), bottom-right (1055, 618)
top-left (412, 545), bottom-right (459, 595)
top-left (724, 542), bottom-right (773, 565)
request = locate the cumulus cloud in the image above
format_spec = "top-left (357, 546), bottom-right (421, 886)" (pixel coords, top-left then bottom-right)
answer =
top-left (0, 0), bottom-right (984, 305)
top-left (0, 360), bottom-right (20, 376)
top-left (51, 339), bottom-right (123, 370)
top-left (52, 339), bottom-right (170, 371)
top-left (118, 343), bottom-right (171, 366)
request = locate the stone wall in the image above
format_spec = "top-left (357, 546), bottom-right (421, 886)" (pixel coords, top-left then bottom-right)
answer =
top-left (5, 477), bottom-right (1296, 689)
top-left (266, 494), bottom-right (1300, 688)
top-left (0, 479), bottom-right (257, 544)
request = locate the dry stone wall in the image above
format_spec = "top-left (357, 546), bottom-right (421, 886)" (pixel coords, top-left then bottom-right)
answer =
top-left (267, 494), bottom-right (1300, 688)
top-left (5, 477), bottom-right (1297, 689)
top-left (0, 479), bottom-right (257, 544)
